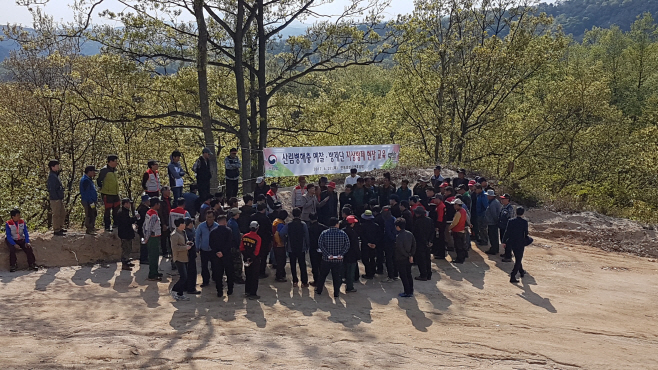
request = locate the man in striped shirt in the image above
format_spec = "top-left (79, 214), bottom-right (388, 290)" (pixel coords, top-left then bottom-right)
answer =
top-left (143, 198), bottom-right (163, 281)
top-left (315, 217), bottom-right (350, 298)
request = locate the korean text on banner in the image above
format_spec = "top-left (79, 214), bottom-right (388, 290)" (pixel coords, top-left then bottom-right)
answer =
top-left (263, 145), bottom-right (400, 177)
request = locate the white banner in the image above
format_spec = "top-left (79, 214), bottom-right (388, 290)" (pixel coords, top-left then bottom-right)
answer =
top-left (263, 145), bottom-right (400, 177)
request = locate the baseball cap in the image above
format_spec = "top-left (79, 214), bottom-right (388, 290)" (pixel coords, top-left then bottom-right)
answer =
top-left (468, 180), bottom-right (476, 186)
top-left (202, 147), bottom-right (211, 154)
top-left (434, 165), bottom-right (441, 170)
top-left (486, 189), bottom-right (496, 197)
top-left (361, 210), bottom-right (374, 219)
top-left (440, 182), bottom-right (449, 188)
top-left (229, 207), bottom-right (241, 215)
top-left (450, 198), bottom-right (464, 205)
top-left (256, 177), bottom-right (264, 184)
top-left (141, 194), bottom-right (151, 202)
top-left (346, 215), bottom-right (359, 224)
top-left (458, 168), bottom-right (466, 174)
top-left (456, 184), bottom-right (467, 191)
top-left (328, 182), bottom-right (336, 189)
top-left (419, 177), bottom-right (428, 183)
top-left (122, 198), bottom-right (133, 204)
top-left (250, 221), bottom-right (259, 228)
top-left (500, 193), bottom-right (510, 199)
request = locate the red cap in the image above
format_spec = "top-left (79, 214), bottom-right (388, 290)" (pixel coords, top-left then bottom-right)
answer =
top-left (328, 182), bottom-right (336, 189)
top-left (440, 182), bottom-right (449, 188)
top-left (346, 215), bottom-right (359, 224)
top-left (468, 180), bottom-right (476, 186)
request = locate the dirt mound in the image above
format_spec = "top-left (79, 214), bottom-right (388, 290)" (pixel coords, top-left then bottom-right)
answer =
top-left (526, 209), bottom-right (658, 258)
top-left (0, 231), bottom-right (134, 271)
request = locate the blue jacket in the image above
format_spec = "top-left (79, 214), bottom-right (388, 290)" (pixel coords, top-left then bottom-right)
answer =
top-left (79, 174), bottom-right (98, 204)
top-left (476, 193), bottom-right (489, 217)
top-left (383, 214), bottom-right (397, 244)
top-left (168, 160), bottom-right (185, 188)
top-left (227, 218), bottom-right (241, 249)
top-left (5, 222), bottom-right (30, 245)
top-left (195, 221), bottom-right (219, 252)
top-left (395, 187), bottom-right (412, 202)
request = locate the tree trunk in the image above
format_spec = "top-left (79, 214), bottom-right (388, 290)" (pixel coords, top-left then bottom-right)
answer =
top-left (256, 0), bottom-right (268, 178)
top-left (235, 0), bottom-right (252, 194)
top-left (194, 0), bottom-right (219, 193)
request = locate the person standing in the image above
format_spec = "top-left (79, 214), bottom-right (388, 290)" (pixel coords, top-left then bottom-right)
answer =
top-left (170, 218), bottom-right (192, 301)
top-left (241, 221), bottom-right (262, 299)
top-left (430, 166), bottom-right (444, 190)
top-left (266, 183), bottom-right (280, 214)
top-left (399, 200), bottom-right (413, 231)
top-left (343, 215), bottom-right (361, 293)
top-left (5, 209), bottom-right (38, 272)
top-left (143, 198), bottom-right (163, 281)
top-left (239, 194), bottom-right (256, 234)
top-left (116, 198), bottom-right (137, 271)
top-left (184, 219), bottom-right (201, 295)
top-left (142, 160), bottom-right (161, 198)
top-left (358, 210), bottom-right (381, 279)
top-left (272, 210), bottom-right (288, 282)
top-left (250, 203), bottom-right (273, 278)
top-left (136, 194), bottom-right (150, 264)
top-left (378, 177), bottom-right (396, 207)
top-left (484, 190), bottom-right (503, 256)
top-left (253, 177), bottom-right (270, 199)
top-left (301, 184), bottom-right (329, 222)
top-left (498, 194), bottom-right (515, 261)
top-left (182, 184), bottom-right (199, 220)
top-left (196, 210), bottom-right (219, 287)
top-left (168, 150), bottom-right (186, 201)
top-left (475, 185), bottom-right (489, 245)
top-left (339, 184), bottom-right (354, 211)
top-left (452, 169), bottom-right (469, 189)
top-left (159, 187), bottom-right (173, 264)
top-left (228, 208), bottom-right (245, 284)
top-left (208, 215), bottom-right (235, 297)
top-left (224, 148), bottom-right (241, 198)
top-left (394, 218), bottom-right (416, 298)
top-left (79, 165), bottom-right (98, 235)
top-left (292, 176), bottom-right (307, 209)
top-left (280, 208), bottom-right (310, 287)
top-left (413, 178), bottom-right (429, 204)
top-left (448, 198), bottom-right (468, 264)
top-left (318, 182), bottom-right (338, 225)
top-left (192, 148), bottom-right (212, 200)
top-left (97, 155), bottom-right (120, 232)
top-left (381, 206), bottom-right (398, 282)
top-left (47, 160), bottom-right (66, 236)
top-left (413, 207), bottom-right (434, 281)
top-left (396, 179), bottom-right (412, 202)
top-left (502, 207), bottom-right (529, 283)
top-left (345, 168), bottom-right (360, 186)
top-left (307, 213), bottom-right (328, 286)
top-left (169, 197), bottom-right (191, 231)
top-left (315, 217), bottom-right (350, 298)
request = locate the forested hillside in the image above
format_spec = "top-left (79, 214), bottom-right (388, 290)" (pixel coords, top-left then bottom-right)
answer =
top-left (539, 0), bottom-right (658, 38)
top-left (1, 0), bottom-right (658, 229)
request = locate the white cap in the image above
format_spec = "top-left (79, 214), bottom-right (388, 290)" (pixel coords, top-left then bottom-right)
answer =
top-left (486, 189), bottom-right (496, 197)
top-left (451, 198), bottom-right (464, 205)
top-left (256, 177), bottom-right (264, 184)
top-left (250, 221), bottom-right (259, 229)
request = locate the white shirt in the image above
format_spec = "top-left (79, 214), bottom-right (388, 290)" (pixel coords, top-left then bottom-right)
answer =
top-left (345, 175), bottom-right (360, 186)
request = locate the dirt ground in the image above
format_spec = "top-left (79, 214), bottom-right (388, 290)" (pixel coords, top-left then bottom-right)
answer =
top-left (1, 227), bottom-right (657, 369)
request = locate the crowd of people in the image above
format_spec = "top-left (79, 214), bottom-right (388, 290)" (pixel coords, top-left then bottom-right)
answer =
top-left (6, 150), bottom-right (532, 301)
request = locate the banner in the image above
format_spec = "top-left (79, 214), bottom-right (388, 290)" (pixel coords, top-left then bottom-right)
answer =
top-left (263, 145), bottom-right (400, 177)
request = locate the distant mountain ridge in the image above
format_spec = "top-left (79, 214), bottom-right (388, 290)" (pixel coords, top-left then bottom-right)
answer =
top-left (2, 0), bottom-right (658, 63)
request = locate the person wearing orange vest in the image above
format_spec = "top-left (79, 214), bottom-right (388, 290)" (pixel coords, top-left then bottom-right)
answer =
top-left (5, 209), bottom-right (38, 272)
top-left (142, 160), bottom-right (161, 198)
top-left (448, 198), bottom-right (468, 264)
top-left (272, 210), bottom-right (288, 282)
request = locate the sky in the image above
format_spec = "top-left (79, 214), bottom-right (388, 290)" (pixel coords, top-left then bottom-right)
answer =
top-left (2, 0), bottom-right (557, 27)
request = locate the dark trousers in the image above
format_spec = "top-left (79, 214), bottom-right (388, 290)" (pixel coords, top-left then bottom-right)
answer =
top-left (416, 246), bottom-right (432, 279)
top-left (501, 228), bottom-right (512, 259)
top-left (384, 242), bottom-right (398, 279)
top-left (511, 246), bottom-right (525, 277)
top-left (259, 242), bottom-right (272, 276)
top-left (471, 213), bottom-right (479, 241)
top-left (477, 216), bottom-right (488, 244)
top-left (172, 187), bottom-right (183, 201)
top-left (434, 223), bottom-right (446, 258)
top-left (6, 239), bottom-right (36, 267)
top-left (200, 250), bottom-right (214, 284)
top-left (139, 242), bottom-right (148, 263)
top-left (375, 244), bottom-right (385, 274)
top-left (317, 260), bottom-right (343, 296)
top-left (289, 251), bottom-right (308, 284)
top-left (102, 195), bottom-right (120, 229)
top-left (212, 255), bottom-right (234, 294)
top-left (452, 232), bottom-right (466, 262)
top-left (310, 249), bottom-right (323, 283)
top-left (226, 179), bottom-right (239, 198)
top-left (362, 245), bottom-right (377, 277)
top-left (245, 257), bottom-right (260, 296)
top-left (274, 247), bottom-right (287, 280)
top-left (396, 260), bottom-right (413, 295)
top-left (487, 225), bottom-right (500, 253)
top-left (160, 229), bottom-right (171, 256)
top-left (147, 236), bottom-right (161, 279)
top-left (173, 261), bottom-right (188, 295)
top-left (198, 181), bottom-right (211, 201)
top-left (186, 250), bottom-right (198, 292)
top-left (232, 248), bottom-right (244, 281)
top-left (345, 262), bottom-right (357, 291)
top-left (81, 201), bottom-right (97, 233)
